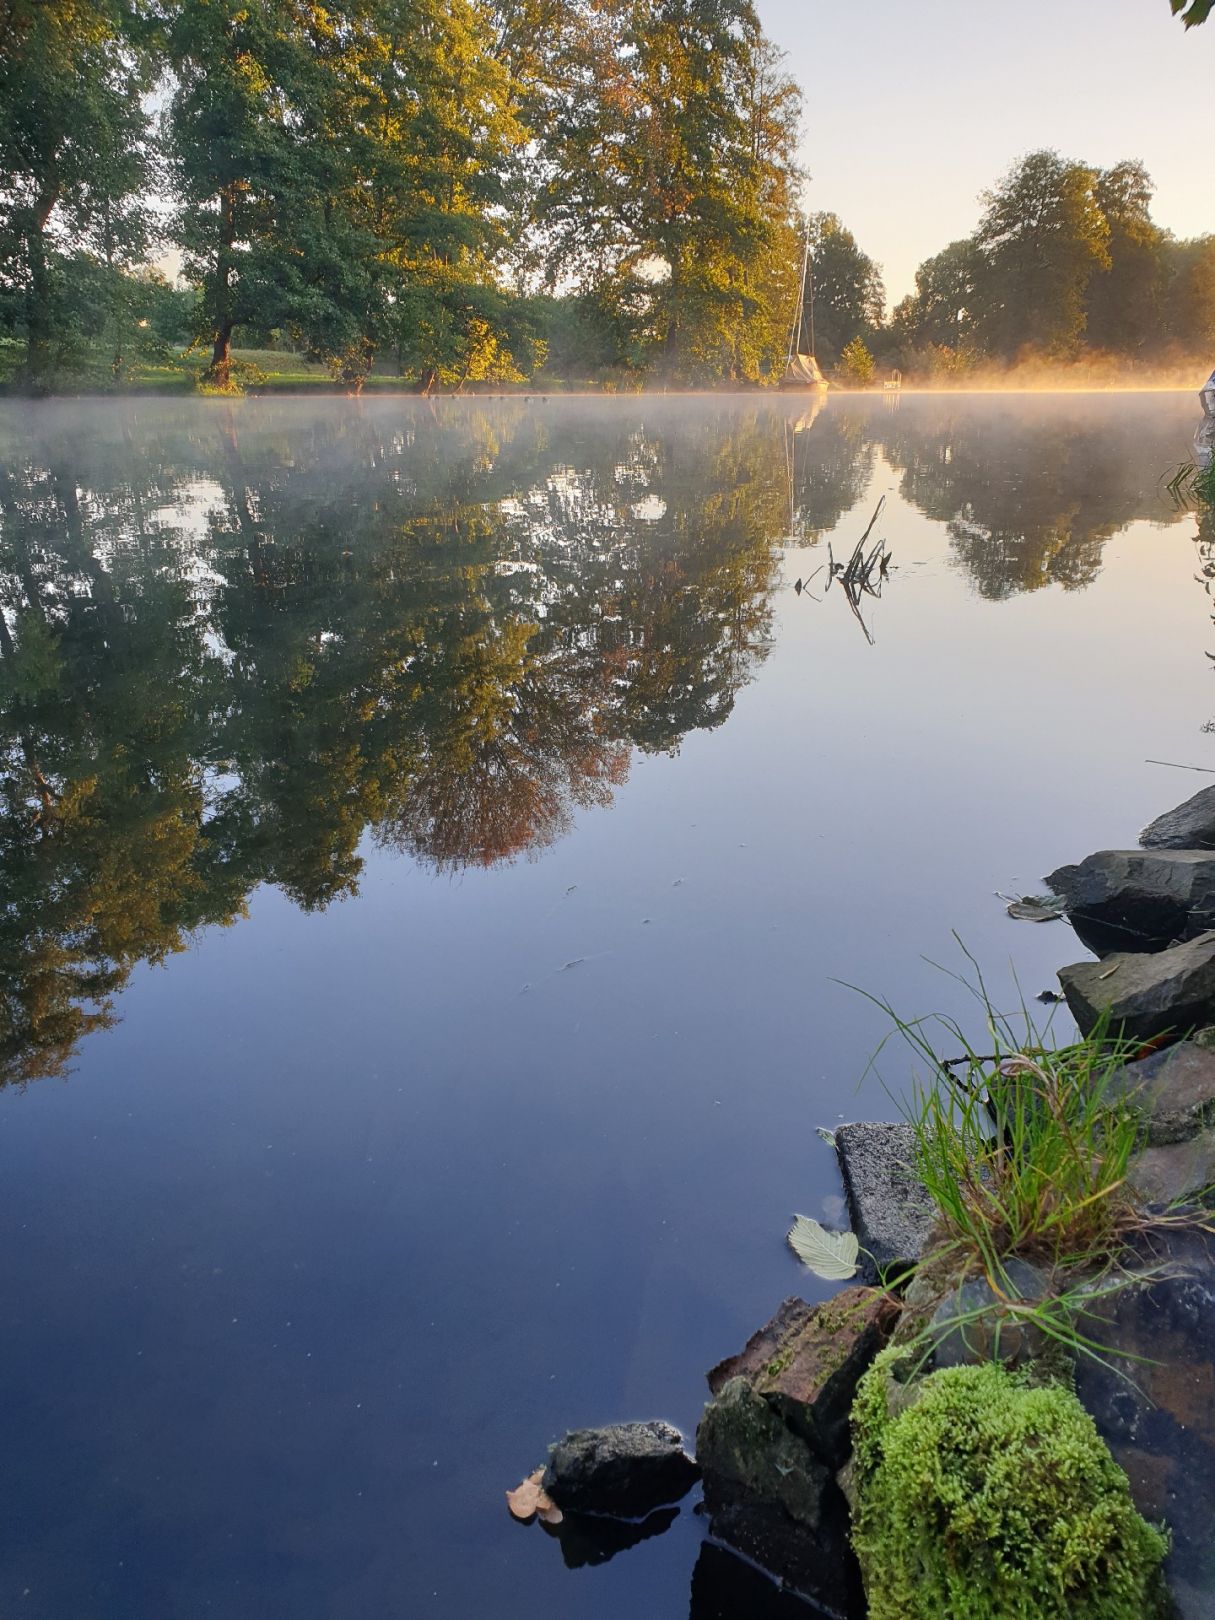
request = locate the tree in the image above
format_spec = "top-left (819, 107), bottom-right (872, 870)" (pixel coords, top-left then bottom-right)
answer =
top-left (1085, 161), bottom-right (1165, 353)
top-left (889, 238), bottom-right (980, 352)
top-left (801, 212), bottom-right (884, 368)
top-left (0, 0), bottom-right (156, 388)
top-left (838, 336), bottom-right (875, 386)
top-left (972, 150), bottom-right (1109, 358)
top-left (1162, 236), bottom-right (1215, 349)
top-left (529, 0), bottom-right (804, 384)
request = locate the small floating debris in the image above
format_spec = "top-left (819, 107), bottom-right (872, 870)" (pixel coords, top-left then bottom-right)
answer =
top-left (1000, 892), bottom-right (1067, 922)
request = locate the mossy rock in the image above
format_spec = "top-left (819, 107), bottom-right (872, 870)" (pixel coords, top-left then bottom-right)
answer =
top-left (851, 1353), bottom-right (1170, 1620)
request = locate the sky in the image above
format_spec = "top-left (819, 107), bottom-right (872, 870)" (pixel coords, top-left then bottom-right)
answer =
top-left (756, 0), bottom-right (1213, 309)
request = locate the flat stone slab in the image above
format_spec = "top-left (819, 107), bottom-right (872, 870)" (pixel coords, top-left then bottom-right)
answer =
top-left (1129, 1129), bottom-right (1215, 1205)
top-left (1107, 1040), bottom-right (1215, 1144)
top-left (1045, 849), bottom-right (1215, 954)
top-left (1058, 931), bottom-right (1215, 1041)
top-left (1141, 784), bottom-right (1215, 850)
top-left (834, 1121), bottom-right (936, 1278)
top-left (542, 1421), bottom-right (698, 1517)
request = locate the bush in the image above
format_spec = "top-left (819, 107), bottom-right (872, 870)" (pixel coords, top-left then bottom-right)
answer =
top-left (851, 1356), bottom-right (1169, 1620)
top-left (838, 336), bottom-right (876, 386)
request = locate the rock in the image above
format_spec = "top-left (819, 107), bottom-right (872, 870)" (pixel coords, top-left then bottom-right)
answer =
top-left (1129, 1129), bottom-right (1215, 1205)
top-left (1107, 1040), bottom-right (1215, 1144)
top-left (834, 1121), bottom-right (936, 1278)
top-left (708, 1289), bottom-right (898, 1468)
top-left (698, 1377), bottom-right (831, 1528)
top-left (1058, 931), bottom-right (1215, 1041)
top-left (1045, 849), bottom-right (1215, 955)
top-left (1141, 784), bottom-right (1215, 850)
top-left (1073, 1227), bottom-right (1215, 1619)
top-left (542, 1421), bottom-right (698, 1517)
top-left (696, 1378), bottom-right (860, 1615)
top-left (925, 1258), bottom-right (1051, 1370)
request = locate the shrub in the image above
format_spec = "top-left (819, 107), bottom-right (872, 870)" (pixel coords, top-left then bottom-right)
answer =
top-left (838, 336), bottom-right (876, 386)
top-left (851, 1356), bottom-right (1169, 1620)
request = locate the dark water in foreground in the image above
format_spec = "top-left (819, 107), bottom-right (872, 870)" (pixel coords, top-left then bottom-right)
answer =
top-left (0, 392), bottom-right (1209, 1618)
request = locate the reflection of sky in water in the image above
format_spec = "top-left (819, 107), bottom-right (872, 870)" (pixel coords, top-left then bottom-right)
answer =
top-left (0, 394), bottom-right (1208, 1619)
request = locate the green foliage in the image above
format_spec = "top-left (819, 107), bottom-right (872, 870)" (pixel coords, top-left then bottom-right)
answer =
top-left (838, 336), bottom-right (876, 387)
top-left (0, 0), bottom-right (157, 388)
top-left (851, 1356), bottom-right (1169, 1620)
top-left (1171, 0), bottom-right (1213, 26)
top-left (803, 213), bottom-right (885, 367)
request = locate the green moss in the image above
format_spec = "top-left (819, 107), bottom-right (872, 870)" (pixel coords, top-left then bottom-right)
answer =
top-left (851, 1353), bottom-right (1169, 1620)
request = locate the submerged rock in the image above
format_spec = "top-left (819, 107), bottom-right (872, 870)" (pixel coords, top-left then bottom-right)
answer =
top-left (1141, 784), bottom-right (1215, 850)
top-left (1073, 1227), bottom-right (1215, 1619)
top-left (834, 1122), bottom-right (936, 1278)
top-left (542, 1421), bottom-right (698, 1517)
top-left (1107, 1039), bottom-right (1215, 1144)
top-left (1045, 849), bottom-right (1215, 955)
top-left (1058, 931), bottom-right (1215, 1040)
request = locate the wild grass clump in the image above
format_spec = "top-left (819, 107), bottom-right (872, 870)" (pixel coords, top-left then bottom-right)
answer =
top-left (852, 943), bottom-right (1201, 1297)
top-left (851, 1354), bottom-right (1170, 1620)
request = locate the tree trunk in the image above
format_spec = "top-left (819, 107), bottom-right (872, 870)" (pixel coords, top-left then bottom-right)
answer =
top-left (417, 367), bottom-right (438, 396)
top-left (24, 194), bottom-right (58, 391)
top-left (206, 322), bottom-right (234, 391)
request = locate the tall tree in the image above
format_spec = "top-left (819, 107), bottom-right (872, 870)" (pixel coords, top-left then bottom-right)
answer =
top-left (890, 238), bottom-right (980, 353)
top-left (972, 150), bottom-right (1109, 359)
top-left (800, 211), bottom-right (885, 367)
top-left (1085, 161), bottom-right (1165, 353)
top-left (530, 0), bottom-right (803, 384)
top-left (0, 0), bottom-right (155, 388)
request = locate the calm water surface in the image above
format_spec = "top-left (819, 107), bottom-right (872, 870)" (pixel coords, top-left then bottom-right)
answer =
top-left (0, 393), bottom-right (1209, 1618)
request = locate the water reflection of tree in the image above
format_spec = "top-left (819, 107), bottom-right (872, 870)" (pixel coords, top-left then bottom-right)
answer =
top-left (0, 402), bottom-right (797, 1080)
top-left (875, 401), bottom-right (1189, 600)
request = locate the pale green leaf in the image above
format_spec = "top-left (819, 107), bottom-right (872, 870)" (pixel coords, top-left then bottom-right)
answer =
top-left (787, 1214), bottom-right (859, 1280)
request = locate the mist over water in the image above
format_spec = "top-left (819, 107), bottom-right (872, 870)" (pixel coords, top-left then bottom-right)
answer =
top-left (0, 392), bottom-right (1207, 1618)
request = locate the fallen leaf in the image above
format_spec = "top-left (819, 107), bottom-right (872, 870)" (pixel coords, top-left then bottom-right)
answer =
top-left (787, 1213), bottom-right (859, 1280)
top-left (506, 1469), bottom-right (563, 1525)
top-left (1003, 893), bottom-right (1066, 923)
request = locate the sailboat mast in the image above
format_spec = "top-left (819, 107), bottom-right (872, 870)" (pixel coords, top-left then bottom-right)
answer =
top-left (787, 226), bottom-right (810, 368)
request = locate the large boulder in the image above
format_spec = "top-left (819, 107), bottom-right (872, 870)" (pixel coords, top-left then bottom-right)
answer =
top-left (1141, 784), bottom-right (1215, 850)
top-left (1045, 849), bottom-right (1215, 955)
top-left (542, 1420), bottom-right (698, 1517)
top-left (834, 1122), bottom-right (936, 1279)
top-left (1106, 1039), bottom-right (1215, 1144)
top-left (1073, 1228), bottom-right (1215, 1620)
top-left (1058, 931), bottom-right (1215, 1040)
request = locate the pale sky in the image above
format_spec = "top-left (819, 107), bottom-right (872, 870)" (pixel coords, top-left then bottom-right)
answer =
top-left (756, 0), bottom-right (1212, 309)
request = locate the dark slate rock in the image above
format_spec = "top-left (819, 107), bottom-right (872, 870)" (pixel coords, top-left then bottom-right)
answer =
top-left (1107, 1040), bottom-right (1215, 1144)
top-left (1141, 784), bottom-right (1215, 850)
top-left (1045, 849), bottom-right (1215, 955)
top-left (1073, 1227), bottom-right (1215, 1619)
top-left (696, 1378), bottom-right (861, 1615)
top-left (834, 1121), bottom-right (936, 1278)
top-left (925, 1258), bottom-right (1051, 1370)
top-left (1129, 1129), bottom-right (1215, 1205)
top-left (1058, 931), bottom-right (1215, 1040)
top-left (542, 1421), bottom-right (698, 1517)
top-left (697, 1377), bottom-right (830, 1530)
top-left (708, 1289), bottom-right (897, 1468)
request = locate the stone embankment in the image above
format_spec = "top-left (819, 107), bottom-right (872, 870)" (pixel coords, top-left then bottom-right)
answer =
top-left (517, 783), bottom-right (1215, 1616)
